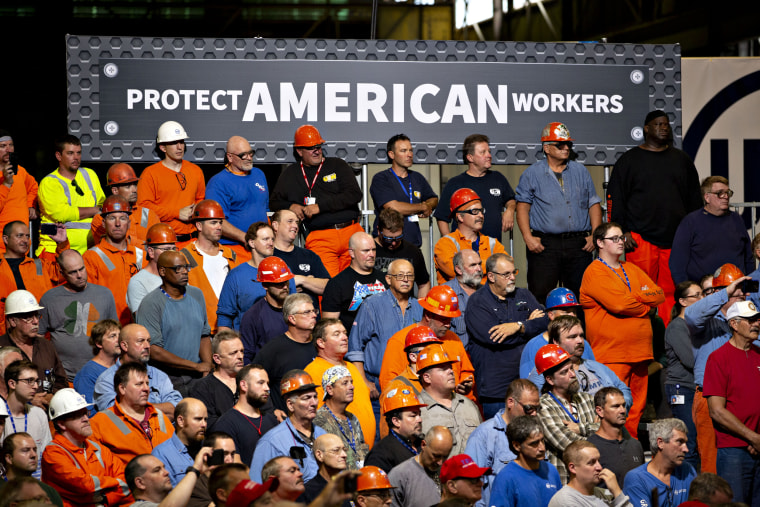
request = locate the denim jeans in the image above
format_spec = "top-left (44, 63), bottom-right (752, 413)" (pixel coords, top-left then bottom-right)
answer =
top-left (482, 400), bottom-right (504, 421)
top-left (717, 447), bottom-right (760, 506)
top-left (665, 383), bottom-right (700, 471)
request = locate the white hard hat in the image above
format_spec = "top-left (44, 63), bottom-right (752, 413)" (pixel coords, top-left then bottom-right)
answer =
top-left (49, 388), bottom-right (92, 420)
top-left (156, 120), bottom-right (189, 144)
top-left (5, 290), bottom-right (44, 315)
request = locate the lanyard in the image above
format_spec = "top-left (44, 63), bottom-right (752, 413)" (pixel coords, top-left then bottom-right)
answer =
top-left (548, 392), bottom-right (579, 424)
top-left (390, 429), bottom-right (419, 455)
top-left (389, 169), bottom-right (413, 203)
top-left (326, 406), bottom-right (357, 453)
top-left (301, 160), bottom-right (325, 197)
top-left (597, 258), bottom-right (631, 292)
top-left (4, 398), bottom-right (27, 433)
top-left (237, 408), bottom-right (264, 436)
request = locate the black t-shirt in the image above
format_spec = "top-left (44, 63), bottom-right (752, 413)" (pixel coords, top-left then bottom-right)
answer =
top-left (187, 373), bottom-right (236, 429)
top-left (321, 267), bottom-right (388, 332)
top-left (253, 333), bottom-right (317, 412)
top-left (587, 431), bottom-right (645, 486)
top-left (374, 239), bottom-right (431, 288)
top-left (274, 246), bottom-right (331, 312)
top-left (212, 408), bottom-right (279, 467)
top-left (5, 257), bottom-right (25, 290)
top-left (364, 433), bottom-right (417, 473)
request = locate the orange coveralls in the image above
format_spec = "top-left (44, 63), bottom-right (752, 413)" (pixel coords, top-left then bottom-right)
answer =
top-left (137, 160), bottom-right (205, 237)
top-left (434, 230), bottom-right (505, 284)
top-left (83, 240), bottom-right (143, 325)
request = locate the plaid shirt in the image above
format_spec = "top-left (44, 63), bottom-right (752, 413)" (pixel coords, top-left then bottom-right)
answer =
top-left (538, 391), bottom-right (599, 484)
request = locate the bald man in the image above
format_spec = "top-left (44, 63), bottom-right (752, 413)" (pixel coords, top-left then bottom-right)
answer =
top-left (206, 135), bottom-right (269, 259)
top-left (303, 433), bottom-right (350, 504)
top-left (152, 397), bottom-right (208, 486)
top-left (136, 251), bottom-right (212, 396)
top-left (322, 232), bottom-right (389, 333)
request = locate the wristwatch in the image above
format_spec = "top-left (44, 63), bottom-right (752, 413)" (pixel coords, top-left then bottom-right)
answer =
top-left (517, 321), bottom-right (524, 332)
top-left (185, 466), bottom-right (200, 477)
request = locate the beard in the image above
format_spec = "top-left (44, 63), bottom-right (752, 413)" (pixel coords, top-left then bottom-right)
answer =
top-left (247, 391), bottom-right (269, 408)
top-left (566, 379), bottom-right (580, 398)
top-left (461, 271), bottom-right (483, 288)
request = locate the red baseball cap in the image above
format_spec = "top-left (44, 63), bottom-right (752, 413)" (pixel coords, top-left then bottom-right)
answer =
top-left (439, 454), bottom-right (491, 483)
top-left (226, 477), bottom-right (277, 505)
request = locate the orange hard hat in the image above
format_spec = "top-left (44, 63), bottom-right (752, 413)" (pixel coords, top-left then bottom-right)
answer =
top-left (191, 199), bottom-right (226, 221)
top-left (381, 380), bottom-right (427, 414)
top-left (535, 344), bottom-right (571, 375)
top-left (357, 466), bottom-right (395, 492)
top-left (404, 325), bottom-right (442, 351)
top-left (280, 370), bottom-right (318, 396)
top-left (145, 223), bottom-right (177, 245)
top-left (101, 195), bottom-right (131, 215)
top-left (416, 343), bottom-right (457, 373)
top-left (712, 263), bottom-right (744, 288)
top-left (106, 163), bottom-right (139, 186)
top-left (294, 125), bottom-right (325, 148)
top-left (541, 122), bottom-right (574, 142)
top-left (449, 188), bottom-right (481, 218)
top-left (257, 256), bottom-right (294, 283)
top-left (419, 285), bottom-right (461, 318)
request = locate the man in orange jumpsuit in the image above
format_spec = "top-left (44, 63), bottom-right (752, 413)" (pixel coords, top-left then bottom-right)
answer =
top-left (42, 388), bottom-right (131, 506)
top-left (91, 163), bottom-right (159, 247)
top-left (137, 121), bottom-right (205, 246)
top-left (83, 195), bottom-right (142, 325)
top-left (0, 130), bottom-right (38, 253)
top-left (379, 285), bottom-right (475, 401)
top-left (179, 199), bottom-right (241, 334)
top-left (90, 362), bottom-right (174, 466)
top-left (434, 188), bottom-right (506, 284)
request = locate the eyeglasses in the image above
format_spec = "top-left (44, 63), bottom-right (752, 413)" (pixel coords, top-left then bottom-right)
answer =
top-left (603, 235), bottom-right (625, 243)
top-left (293, 309), bottom-right (318, 316)
top-left (380, 232), bottom-right (403, 243)
top-left (230, 150), bottom-right (254, 159)
top-left (16, 377), bottom-right (42, 387)
top-left (703, 287), bottom-right (717, 296)
top-left (364, 491), bottom-right (392, 501)
top-left (457, 207), bottom-right (485, 216)
top-left (300, 145), bottom-right (323, 152)
top-left (707, 189), bottom-right (734, 199)
top-left (165, 264), bottom-right (191, 273)
top-left (545, 141), bottom-right (573, 149)
top-left (71, 180), bottom-right (85, 196)
top-left (519, 402), bottom-right (541, 414)
top-left (14, 312), bottom-right (41, 323)
top-left (491, 269), bottom-right (518, 279)
top-left (175, 172), bottom-right (187, 190)
top-left (388, 273), bottom-right (415, 281)
top-left (683, 292), bottom-right (703, 299)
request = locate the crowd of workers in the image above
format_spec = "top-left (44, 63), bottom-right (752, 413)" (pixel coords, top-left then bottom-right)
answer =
top-left (0, 111), bottom-right (758, 507)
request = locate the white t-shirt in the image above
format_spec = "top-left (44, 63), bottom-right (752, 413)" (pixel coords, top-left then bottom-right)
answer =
top-left (199, 249), bottom-right (229, 298)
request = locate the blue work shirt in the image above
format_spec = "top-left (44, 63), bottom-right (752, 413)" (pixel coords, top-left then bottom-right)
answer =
top-left (623, 462), bottom-right (696, 507)
top-left (464, 409), bottom-right (516, 507)
top-left (370, 168), bottom-right (437, 247)
top-left (250, 418), bottom-right (326, 484)
top-left (445, 277), bottom-right (473, 349)
top-left (519, 332), bottom-right (595, 378)
top-left (206, 168), bottom-right (269, 246)
top-left (465, 285), bottom-right (548, 399)
top-left (527, 359), bottom-right (633, 409)
top-left (93, 358), bottom-right (183, 412)
top-left (152, 433), bottom-right (192, 487)
top-left (490, 460), bottom-right (562, 507)
top-left (346, 289), bottom-right (423, 381)
top-left (217, 262), bottom-right (297, 330)
top-left (515, 159), bottom-right (600, 234)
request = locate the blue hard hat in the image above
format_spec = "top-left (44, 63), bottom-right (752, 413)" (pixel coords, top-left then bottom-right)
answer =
top-left (545, 287), bottom-right (581, 310)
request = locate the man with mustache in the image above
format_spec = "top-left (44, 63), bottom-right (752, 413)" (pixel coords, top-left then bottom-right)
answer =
top-left (703, 300), bottom-right (760, 504)
top-left (623, 418), bottom-right (696, 506)
top-left (536, 343), bottom-right (599, 484)
top-left (445, 248), bottom-right (482, 348)
top-left (527, 316), bottom-right (632, 408)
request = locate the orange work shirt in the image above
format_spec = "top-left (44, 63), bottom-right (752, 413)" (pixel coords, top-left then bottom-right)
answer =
top-left (137, 160), bottom-right (205, 235)
top-left (91, 205), bottom-right (160, 246)
top-left (83, 240), bottom-right (143, 326)
top-left (0, 165), bottom-right (38, 230)
top-left (0, 251), bottom-right (62, 334)
top-left (434, 230), bottom-right (505, 284)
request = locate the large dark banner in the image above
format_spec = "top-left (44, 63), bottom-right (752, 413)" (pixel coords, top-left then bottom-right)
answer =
top-left (67, 37), bottom-right (681, 165)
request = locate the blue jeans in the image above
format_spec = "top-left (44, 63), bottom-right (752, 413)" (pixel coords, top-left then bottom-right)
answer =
top-left (482, 401), bottom-right (503, 421)
top-left (717, 447), bottom-right (760, 506)
top-left (665, 383), bottom-right (700, 471)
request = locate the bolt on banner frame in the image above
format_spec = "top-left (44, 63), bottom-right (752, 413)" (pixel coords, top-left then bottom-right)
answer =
top-left (66, 37), bottom-right (681, 166)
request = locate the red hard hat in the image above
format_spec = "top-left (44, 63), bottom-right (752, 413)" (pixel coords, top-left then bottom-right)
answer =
top-left (280, 371), bottom-right (318, 396)
top-left (449, 188), bottom-right (481, 218)
top-left (541, 122), bottom-right (574, 142)
top-left (145, 223), bottom-right (177, 245)
top-left (419, 285), bottom-right (461, 318)
top-left (404, 325), bottom-right (442, 351)
top-left (535, 344), bottom-right (571, 375)
top-left (381, 380), bottom-right (427, 414)
top-left (712, 263), bottom-right (744, 288)
top-left (257, 256), bottom-right (294, 283)
top-left (191, 199), bottom-right (226, 221)
top-left (416, 343), bottom-right (456, 373)
top-left (101, 195), bottom-right (131, 215)
top-left (106, 163), bottom-right (139, 186)
top-left (294, 125), bottom-right (325, 147)
top-left (357, 466), bottom-right (395, 492)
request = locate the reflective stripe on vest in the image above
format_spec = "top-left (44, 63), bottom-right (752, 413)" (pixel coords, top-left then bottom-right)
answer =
top-left (103, 409), bottom-right (131, 435)
top-left (135, 247), bottom-right (144, 269)
top-left (34, 258), bottom-right (42, 276)
top-left (46, 440), bottom-right (107, 500)
top-left (89, 246), bottom-right (116, 271)
top-left (155, 408), bottom-right (167, 433)
top-left (140, 207), bottom-right (150, 228)
top-left (443, 234), bottom-right (495, 253)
